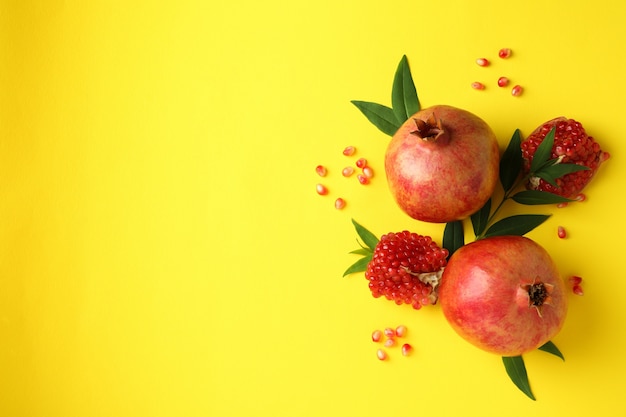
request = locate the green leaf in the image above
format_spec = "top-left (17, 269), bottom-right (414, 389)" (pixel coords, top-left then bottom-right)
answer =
top-left (470, 198), bottom-right (491, 237)
top-left (512, 190), bottom-right (574, 205)
top-left (343, 256), bottom-right (371, 277)
top-left (391, 55), bottom-right (420, 124)
top-left (351, 101), bottom-right (400, 136)
top-left (502, 356), bottom-right (536, 401)
top-left (483, 214), bottom-right (551, 238)
top-left (349, 248), bottom-right (372, 256)
top-left (529, 127), bottom-right (556, 173)
top-left (351, 219), bottom-right (379, 250)
top-left (534, 162), bottom-right (590, 187)
top-left (499, 129), bottom-right (523, 192)
top-left (538, 341), bottom-right (564, 361)
top-left (443, 221), bottom-right (464, 258)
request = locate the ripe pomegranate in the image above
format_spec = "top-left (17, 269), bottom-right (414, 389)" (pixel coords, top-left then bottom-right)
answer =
top-left (521, 117), bottom-right (608, 198)
top-left (438, 236), bottom-right (568, 356)
top-left (385, 105), bottom-right (500, 223)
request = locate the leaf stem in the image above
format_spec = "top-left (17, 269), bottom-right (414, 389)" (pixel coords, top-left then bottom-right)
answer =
top-left (476, 175), bottom-right (528, 240)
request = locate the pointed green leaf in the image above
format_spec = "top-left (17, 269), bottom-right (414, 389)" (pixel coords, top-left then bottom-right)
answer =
top-left (351, 100), bottom-right (400, 137)
top-left (483, 214), bottom-right (551, 238)
top-left (349, 248), bottom-right (372, 256)
top-left (512, 190), bottom-right (574, 205)
top-left (391, 55), bottom-right (420, 124)
top-left (343, 256), bottom-right (372, 277)
top-left (534, 162), bottom-right (590, 187)
top-left (502, 356), bottom-right (536, 400)
top-left (538, 341), bottom-right (564, 361)
top-left (470, 198), bottom-right (491, 237)
top-left (443, 221), bottom-right (464, 258)
top-left (351, 219), bottom-right (379, 250)
top-left (529, 127), bottom-right (556, 172)
top-left (500, 129), bottom-right (523, 192)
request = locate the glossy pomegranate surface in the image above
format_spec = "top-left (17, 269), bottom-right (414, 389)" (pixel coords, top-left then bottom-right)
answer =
top-left (385, 105), bottom-right (499, 223)
top-left (438, 235), bottom-right (568, 356)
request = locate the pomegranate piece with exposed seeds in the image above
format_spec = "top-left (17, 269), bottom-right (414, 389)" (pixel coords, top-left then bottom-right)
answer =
top-left (438, 235), bottom-right (568, 356)
top-left (521, 117), bottom-right (607, 198)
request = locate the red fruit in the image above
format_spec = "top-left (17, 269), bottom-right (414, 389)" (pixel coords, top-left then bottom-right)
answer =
top-left (521, 117), bottom-right (606, 198)
top-left (511, 85), bottom-right (523, 96)
top-left (334, 198), bottom-right (346, 210)
top-left (372, 330), bottom-right (382, 342)
top-left (557, 226), bottom-right (567, 239)
top-left (401, 343), bottom-right (413, 356)
top-left (316, 184), bottom-right (328, 195)
top-left (476, 58), bottom-right (490, 67)
top-left (498, 48), bottom-right (512, 59)
top-left (385, 105), bottom-right (500, 223)
top-left (356, 158), bottom-right (368, 168)
top-left (497, 77), bottom-right (509, 87)
top-left (471, 82), bottom-right (485, 90)
top-left (438, 236), bottom-right (568, 356)
top-left (365, 231), bottom-right (448, 309)
top-left (315, 165), bottom-right (327, 177)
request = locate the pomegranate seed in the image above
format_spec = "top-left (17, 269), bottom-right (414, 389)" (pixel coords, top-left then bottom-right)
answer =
top-left (498, 48), bottom-right (512, 59)
top-left (601, 151), bottom-right (611, 162)
top-left (342, 166), bottom-right (355, 177)
top-left (316, 183), bottom-right (328, 195)
top-left (372, 329), bottom-right (382, 342)
top-left (557, 226), bottom-right (567, 239)
top-left (497, 77), bottom-right (509, 87)
top-left (572, 284), bottom-right (584, 296)
top-left (315, 165), bottom-right (327, 177)
top-left (569, 276), bottom-right (583, 286)
top-left (471, 81), bottom-right (485, 90)
top-left (356, 158), bottom-right (367, 168)
top-left (575, 193), bottom-right (587, 202)
top-left (383, 328), bottom-right (395, 338)
top-left (376, 349), bottom-right (387, 361)
top-left (557, 202), bottom-right (569, 208)
top-left (357, 174), bottom-right (369, 185)
top-left (401, 343), bottom-right (413, 356)
top-left (511, 85), bottom-right (523, 96)
top-left (384, 338), bottom-right (395, 347)
top-left (476, 58), bottom-right (489, 67)
top-left (334, 198), bottom-right (346, 210)
top-left (395, 325), bottom-right (407, 337)
top-left (342, 146), bottom-right (356, 156)
top-left (362, 166), bottom-right (374, 179)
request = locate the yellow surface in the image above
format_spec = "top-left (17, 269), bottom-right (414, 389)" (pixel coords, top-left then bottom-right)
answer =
top-left (1, 1), bottom-right (625, 416)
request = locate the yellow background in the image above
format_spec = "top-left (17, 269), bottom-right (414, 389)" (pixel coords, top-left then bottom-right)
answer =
top-left (1, 0), bottom-right (625, 416)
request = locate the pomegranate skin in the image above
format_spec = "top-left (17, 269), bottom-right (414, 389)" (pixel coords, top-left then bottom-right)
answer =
top-left (385, 105), bottom-right (499, 223)
top-left (438, 236), bottom-right (568, 356)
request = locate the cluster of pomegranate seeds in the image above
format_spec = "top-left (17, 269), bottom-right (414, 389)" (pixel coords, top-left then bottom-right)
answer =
top-left (521, 118), bottom-right (605, 198)
top-left (569, 276), bottom-right (584, 296)
top-left (472, 48), bottom-right (522, 95)
top-left (365, 231), bottom-right (448, 309)
top-left (372, 325), bottom-right (412, 360)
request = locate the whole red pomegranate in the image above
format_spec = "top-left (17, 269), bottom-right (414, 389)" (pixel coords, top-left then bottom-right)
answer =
top-left (438, 235), bottom-right (568, 356)
top-left (385, 105), bottom-right (499, 223)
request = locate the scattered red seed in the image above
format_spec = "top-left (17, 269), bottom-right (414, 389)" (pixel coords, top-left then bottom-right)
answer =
top-left (383, 328), bottom-right (395, 338)
top-left (511, 85), bottom-right (523, 96)
top-left (342, 146), bottom-right (356, 156)
top-left (476, 58), bottom-right (490, 67)
top-left (471, 81), bottom-right (485, 90)
top-left (401, 343), bottom-right (413, 356)
top-left (395, 325), bottom-right (407, 338)
top-left (362, 166), bottom-right (374, 179)
top-left (384, 338), bottom-right (395, 347)
top-left (498, 48), bottom-right (512, 59)
top-left (334, 198), bottom-right (346, 210)
top-left (575, 193), bottom-right (587, 202)
top-left (315, 165), bottom-right (327, 177)
top-left (357, 174), bottom-right (370, 185)
top-left (316, 183), bottom-right (328, 195)
top-left (556, 202), bottom-right (569, 208)
top-left (376, 349), bottom-right (387, 361)
top-left (342, 166), bottom-right (355, 177)
top-left (372, 329), bottom-right (382, 343)
top-left (557, 226), bottom-right (567, 239)
top-left (497, 76), bottom-right (509, 87)
top-left (356, 158), bottom-right (368, 169)
top-left (601, 151), bottom-right (611, 162)
top-left (572, 284), bottom-right (584, 296)
top-left (568, 276), bottom-right (583, 286)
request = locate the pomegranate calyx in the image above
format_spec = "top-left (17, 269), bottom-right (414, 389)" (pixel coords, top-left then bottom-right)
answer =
top-left (409, 113), bottom-right (448, 142)
top-left (521, 279), bottom-right (554, 317)
top-left (401, 266), bottom-right (445, 289)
